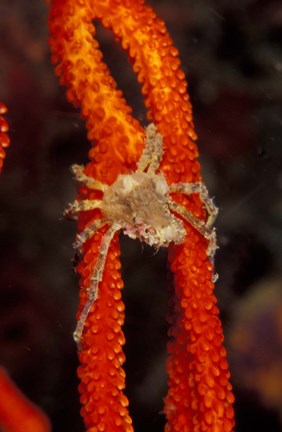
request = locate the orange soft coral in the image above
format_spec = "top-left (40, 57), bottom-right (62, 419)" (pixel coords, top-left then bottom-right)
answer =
top-left (0, 103), bottom-right (10, 173)
top-left (48, 0), bottom-right (235, 431)
top-left (0, 367), bottom-right (51, 432)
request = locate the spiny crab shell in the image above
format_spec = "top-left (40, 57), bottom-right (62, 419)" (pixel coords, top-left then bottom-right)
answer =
top-left (102, 171), bottom-right (186, 248)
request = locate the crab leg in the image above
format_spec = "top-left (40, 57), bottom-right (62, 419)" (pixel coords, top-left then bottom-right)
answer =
top-left (64, 199), bottom-right (102, 219)
top-left (74, 219), bottom-right (107, 250)
top-left (137, 123), bottom-right (163, 175)
top-left (169, 182), bottom-right (218, 227)
top-left (169, 200), bottom-right (217, 258)
top-left (73, 223), bottom-right (120, 349)
top-left (71, 164), bottom-right (108, 192)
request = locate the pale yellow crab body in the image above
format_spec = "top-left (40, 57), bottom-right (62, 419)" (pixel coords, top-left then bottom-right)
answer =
top-left (102, 172), bottom-right (186, 248)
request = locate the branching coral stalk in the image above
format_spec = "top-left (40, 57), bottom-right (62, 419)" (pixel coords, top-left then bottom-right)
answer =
top-left (0, 103), bottom-right (10, 173)
top-left (48, 0), bottom-right (235, 431)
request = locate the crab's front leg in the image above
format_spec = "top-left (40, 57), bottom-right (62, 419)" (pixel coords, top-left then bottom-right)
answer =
top-left (71, 164), bottom-right (108, 192)
top-left (169, 200), bottom-right (218, 258)
top-left (64, 199), bottom-right (102, 220)
top-left (137, 123), bottom-right (163, 174)
top-left (65, 164), bottom-right (107, 220)
top-left (74, 223), bottom-right (121, 349)
top-left (169, 182), bottom-right (218, 227)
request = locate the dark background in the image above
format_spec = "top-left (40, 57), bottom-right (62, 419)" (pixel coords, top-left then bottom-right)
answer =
top-left (0, 0), bottom-right (281, 431)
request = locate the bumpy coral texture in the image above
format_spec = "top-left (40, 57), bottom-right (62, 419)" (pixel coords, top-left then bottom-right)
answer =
top-left (49, 0), bottom-right (235, 431)
top-left (0, 103), bottom-right (10, 173)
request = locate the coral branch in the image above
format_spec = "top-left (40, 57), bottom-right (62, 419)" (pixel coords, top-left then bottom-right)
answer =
top-left (165, 243), bottom-right (235, 431)
top-left (0, 367), bottom-right (51, 432)
top-left (76, 233), bottom-right (132, 431)
top-left (0, 103), bottom-right (10, 173)
top-left (48, 0), bottom-right (144, 183)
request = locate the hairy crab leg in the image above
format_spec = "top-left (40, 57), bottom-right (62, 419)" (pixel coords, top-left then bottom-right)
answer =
top-left (169, 182), bottom-right (218, 227)
top-left (137, 123), bottom-right (163, 174)
top-left (74, 223), bottom-right (120, 349)
top-left (71, 164), bottom-right (108, 192)
top-left (169, 200), bottom-right (218, 258)
top-left (74, 219), bottom-right (107, 250)
top-left (64, 199), bottom-right (102, 219)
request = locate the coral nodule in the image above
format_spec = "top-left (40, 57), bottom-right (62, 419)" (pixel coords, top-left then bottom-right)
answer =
top-left (0, 103), bottom-right (10, 173)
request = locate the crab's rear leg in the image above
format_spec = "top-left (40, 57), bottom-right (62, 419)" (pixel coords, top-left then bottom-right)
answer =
top-left (169, 182), bottom-right (218, 227)
top-left (74, 223), bottom-right (120, 350)
top-left (137, 123), bottom-right (163, 174)
top-left (169, 200), bottom-right (217, 258)
top-left (74, 219), bottom-right (107, 250)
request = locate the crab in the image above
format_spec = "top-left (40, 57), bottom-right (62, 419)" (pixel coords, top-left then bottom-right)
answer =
top-left (65, 123), bottom-right (218, 347)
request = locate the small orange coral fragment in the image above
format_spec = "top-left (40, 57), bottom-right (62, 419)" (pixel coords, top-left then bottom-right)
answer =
top-left (0, 367), bottom-right (51, 432)
top-left (0, 103), bottom-right (10, 173)
top-left (49, 0), bottom-right (235, 431)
